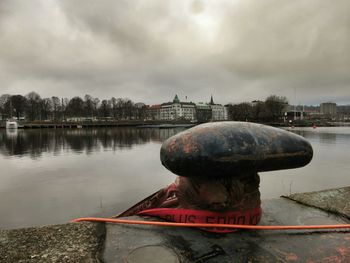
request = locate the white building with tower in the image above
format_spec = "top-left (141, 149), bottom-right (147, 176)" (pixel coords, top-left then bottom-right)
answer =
top-left (209, 95), bottom-right (228, 121)
top-left (160, 95), bottom-right (196, 121)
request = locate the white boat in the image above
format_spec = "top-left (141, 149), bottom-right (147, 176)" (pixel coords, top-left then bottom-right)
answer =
top-left (6, 119), bottom-right (18, 129)
top-left (6, 128), bottom-right (18, 138)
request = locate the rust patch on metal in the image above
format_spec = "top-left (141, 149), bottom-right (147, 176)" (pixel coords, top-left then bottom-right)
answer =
top-left (167, 138), bottom-right (178, 153)
top-left (181, 133), bottom-right (196, 154)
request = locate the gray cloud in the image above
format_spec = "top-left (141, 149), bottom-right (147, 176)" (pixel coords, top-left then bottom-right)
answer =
top-left (0, 0), bottom-right (349, 105)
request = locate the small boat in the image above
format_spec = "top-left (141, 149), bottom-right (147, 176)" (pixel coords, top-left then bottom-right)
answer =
top-left (6, 119), bottom-right (18, 129)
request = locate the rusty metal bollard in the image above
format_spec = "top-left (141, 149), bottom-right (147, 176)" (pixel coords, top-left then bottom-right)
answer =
top-left (161, 122), bottom-right (313, 176)
top-left (160, 122), bottom-right (313, 215)
top-left (119, 122), bottom-right (313, 232)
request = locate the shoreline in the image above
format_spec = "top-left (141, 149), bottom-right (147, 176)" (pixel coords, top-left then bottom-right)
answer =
top-left (0, 120), bottom-right (195, 129)
top-left (0, 120), bottom-right (349, 129)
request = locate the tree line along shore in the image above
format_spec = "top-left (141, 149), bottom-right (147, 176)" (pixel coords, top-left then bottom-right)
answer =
top-left (0, 92), bottom-right (289, 122)
top-left (0, 92), bottom-right (348, 127)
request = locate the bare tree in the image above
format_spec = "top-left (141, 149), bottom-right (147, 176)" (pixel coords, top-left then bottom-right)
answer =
top-left (66, 97), bottom-right (84, 117)
top-left (41, 98), bottom-right (53, 120)
top-left (0, 94), bottom-right (10, 109)
top-left (26, 91), bottom-right (42, 121)
top-left (84, 94), bottom-right (94, 118)
top-left (51, 96), bottom-right (61, 121)
top-left (122, 98), bottom-right (134, 119)
top-left (0, 94), bottom-right (10, 119)
top-left (61, 98), bottom-right (69, 121)
top-left (228, 102), bottom-right (253, 121)
top-left (92, 98), bottom-right (100, 118)
top-left (110, 97), bottom-right (118, 119)
top-left (251, 101), bottom-right (266, 122)
top-left (265, 95), bottom-right (289, 122)
top-left (100, 99), bottom-right (111, 117)
top-left (6, 95), bottom-right (27, 120)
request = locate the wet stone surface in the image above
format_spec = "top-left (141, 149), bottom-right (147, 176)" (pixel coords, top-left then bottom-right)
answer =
top-left (103, 199), bottom-right (350, 263)
top-left (0, 222), bottom-right (105, 263)
top-left (161, 122), bottom-right (313, 178)
top-left (126, 245), bottom-right (180, 263)
top-left (286, 186), bottom-right (350, 219)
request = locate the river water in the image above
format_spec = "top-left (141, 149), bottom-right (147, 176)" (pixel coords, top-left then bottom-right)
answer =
top-left (1, 126), bottom-right (350, 229)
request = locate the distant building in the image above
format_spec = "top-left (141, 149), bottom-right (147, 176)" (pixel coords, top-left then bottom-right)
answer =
top-left (196, 102), bottom-right (212, 123)
top-left (224, 106), bottom-right (229, 120)
top-left (284, 111), bottom-right (306, 122)
top-left (337, 105), bottom-right (350, 121)
top-left (337, 105), bottom-right (350, 115)
top-left (320, 102), bottom-right (337, 117)
top-left (161, 95), bottom-right (196, 121)
top-left (303, 106), bottom-right (320, 117)
top-left (150, 94), bottom-right (229, 122)
top-left (209, 95), bottom-right (228, 121)
top-left (146, 104), bottom-right (161, 120)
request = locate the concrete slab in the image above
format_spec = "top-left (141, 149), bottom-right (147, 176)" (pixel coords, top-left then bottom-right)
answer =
top-left (103, 198), bottom-right (350, 262)
top-left (286, 186), bottom-right (350, 219)
top-left (0, 222), bottom-right (105, 263)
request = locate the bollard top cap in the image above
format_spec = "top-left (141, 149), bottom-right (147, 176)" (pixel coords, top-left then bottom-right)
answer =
top-left (160, 122), bottom-right (313, 178)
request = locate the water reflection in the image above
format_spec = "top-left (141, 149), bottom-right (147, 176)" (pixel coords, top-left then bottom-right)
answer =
top-left (0, 127), bottom-right (185, 229)
top-left (1, 126), bottom-right (350, 229)
top-left (319, 133), bottom-right (337, 144)
top-left (260, 127), bottom-right (350, 200)
top-left (0, 128), bottom-right (183, 158)
top-left (290, 128), bottom-right (348, 145)
top-left (6, 129), bottom-right (18, 138)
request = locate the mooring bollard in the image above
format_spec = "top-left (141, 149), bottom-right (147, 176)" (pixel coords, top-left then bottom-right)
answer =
top-left (118, 122), bottom-right (313, 232)
top-left (161, 122), bottom-right (313, 176)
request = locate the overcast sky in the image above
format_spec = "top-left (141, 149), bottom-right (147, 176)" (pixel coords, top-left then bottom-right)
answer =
top-left (0, 0), bottom-right (349, 105)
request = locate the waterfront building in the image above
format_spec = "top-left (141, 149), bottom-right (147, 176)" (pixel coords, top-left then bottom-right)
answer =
top-left (303, 106), bottom-right (320, 117)
top-left (196, 102), bottom-right (212, 123)
top-left (337, 105), bottom-right (350, 115)
top-left (209, 95), bottom-right (228, 121)
top-left (337, 105), bottom-right (350, 121)
top-left (224, 105), bottom-right (229, 120)
top-left (161, 95), bottom-right (196, 121)
top-left (320, 102), bottom-right (337, 117)
top-left (283, 111), bottom-right (306, 123)
top-left (146, 104), bottom-right (161, 120)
